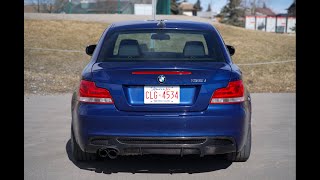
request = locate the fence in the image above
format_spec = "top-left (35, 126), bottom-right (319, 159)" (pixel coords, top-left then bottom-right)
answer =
top-left (245, 16), bottom-right (296, 33)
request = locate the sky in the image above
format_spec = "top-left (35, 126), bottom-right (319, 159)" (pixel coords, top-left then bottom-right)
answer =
top-left (188, 0), bottom-right (293, 14)
top-left (24, 0), bottom-right (294, 14)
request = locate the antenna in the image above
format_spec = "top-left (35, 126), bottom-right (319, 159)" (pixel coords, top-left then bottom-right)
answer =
top-left (157, 20), bottom-right (166, 28)
top-left (152, 0), bottom-right (157, 20)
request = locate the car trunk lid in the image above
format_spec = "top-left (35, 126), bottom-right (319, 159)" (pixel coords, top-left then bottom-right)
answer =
top-left (92, 61), bottom-right (231, 112)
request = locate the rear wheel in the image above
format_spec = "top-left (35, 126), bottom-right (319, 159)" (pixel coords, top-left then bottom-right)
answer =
top-left (71, 128), bottom-right (96, 161)
top-left (227, 125), bottom-right (251, 162)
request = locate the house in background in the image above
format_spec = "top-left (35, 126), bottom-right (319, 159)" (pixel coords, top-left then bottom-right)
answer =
top-left (244, 4), bottom-right (295, 33)
top-left (178, 2), bottom-right (197, 16)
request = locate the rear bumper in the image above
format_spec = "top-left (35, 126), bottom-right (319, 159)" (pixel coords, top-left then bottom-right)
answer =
top-left (72, 102), bottom-right (251, 155)
top-left (86, 136), bottom-right (236, 156)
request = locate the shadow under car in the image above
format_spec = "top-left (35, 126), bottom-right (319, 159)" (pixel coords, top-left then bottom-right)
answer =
top-left (66, 139), bottom-right (232, 174)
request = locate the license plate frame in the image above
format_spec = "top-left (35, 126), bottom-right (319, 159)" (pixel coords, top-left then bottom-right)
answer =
top-left (144, 86), bottom-right (180, 104)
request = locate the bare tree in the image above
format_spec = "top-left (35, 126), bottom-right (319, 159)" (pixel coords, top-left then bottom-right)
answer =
top-left (40, 0), bottom-right (55, 13)
top-left (241, 0), bottom-right (250, 8)
top-left (31, 0), bottom-right (68, 13)
top-left (256, 0), bottom-right (269, 8)
top-left (53, 0), bottom-right (69, 13)
top-left (252, 0), bottom-right (256, 15)
top-left (30, 0), bottom-right (41, 12)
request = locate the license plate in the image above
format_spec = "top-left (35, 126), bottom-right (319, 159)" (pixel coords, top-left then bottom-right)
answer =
top-left (144, 86), bottom-right (180, 104)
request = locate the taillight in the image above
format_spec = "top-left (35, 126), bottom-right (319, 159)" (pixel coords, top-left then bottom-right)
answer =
top-left (210, 80), bottom-right (245, 104)
top-left (78, 80), bottom-right (113, 104)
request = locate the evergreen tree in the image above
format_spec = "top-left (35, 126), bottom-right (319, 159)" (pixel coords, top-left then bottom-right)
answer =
top-left (263, 2), bottom-right (267, 8)
top-left (194, 0), bottom-right (202, 11)
top-left (219, 0), bottom-right (245, 27)
top-left (206, 3), bottom-right (212, 12)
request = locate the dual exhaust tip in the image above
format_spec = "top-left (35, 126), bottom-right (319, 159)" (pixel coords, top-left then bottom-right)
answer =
top-left (98, 148), bottom-right (119, 159)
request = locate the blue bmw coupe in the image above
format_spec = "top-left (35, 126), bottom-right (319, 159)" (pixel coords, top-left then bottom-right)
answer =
top-left (71, 20), bottom-right (252, 162)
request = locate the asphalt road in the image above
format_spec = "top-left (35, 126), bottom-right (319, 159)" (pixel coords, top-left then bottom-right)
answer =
top-left (24, 93), bottom-right (295, 180)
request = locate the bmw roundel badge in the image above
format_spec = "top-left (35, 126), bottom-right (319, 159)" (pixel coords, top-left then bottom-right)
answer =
top-left (158, 75), bottom-right (166, 84)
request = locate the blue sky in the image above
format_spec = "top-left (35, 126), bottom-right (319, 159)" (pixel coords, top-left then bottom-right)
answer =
top-left (188, 0), bottom-right (293, 14)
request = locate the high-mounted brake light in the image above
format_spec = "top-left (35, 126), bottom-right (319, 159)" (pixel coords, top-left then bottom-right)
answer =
top-left (132, 71), bottom-right (191, 75)
top-left (210, 80), bottom-right (245, 104)
top-left (78, 80), bottom-right (113, 104)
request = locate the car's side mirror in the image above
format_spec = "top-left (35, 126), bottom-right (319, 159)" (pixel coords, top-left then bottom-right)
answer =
top-left (226, 45), bottom-right (235, 56)
top-left (85, 44), bottom-right (96, 56)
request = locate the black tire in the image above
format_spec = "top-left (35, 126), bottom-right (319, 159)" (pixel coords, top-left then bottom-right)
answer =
top-left (227, 125), bottom-right (251, 162)
top-left (71, 128), bottom-right (96, 161)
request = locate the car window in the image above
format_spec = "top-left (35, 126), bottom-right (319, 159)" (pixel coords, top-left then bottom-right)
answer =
top-left (97, 30), bottom-right (225, 62)
top-left (113, 33), bottom-right (208, 55)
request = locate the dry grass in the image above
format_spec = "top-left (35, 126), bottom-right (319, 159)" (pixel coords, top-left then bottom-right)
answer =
top-left (24, 19), bottom-right (106, 94)
top-left (213, 23), bottom-right (296, 92)
top-left (214, 23), bottom-right (296, 63)
top-left (24, 19), bottom-right (295, 94)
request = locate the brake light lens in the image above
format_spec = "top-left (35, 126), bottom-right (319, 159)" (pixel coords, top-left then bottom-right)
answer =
top-left (210, 80), bottom-right (245, 104)
top-left (78, 80), bottom-right (113, 104)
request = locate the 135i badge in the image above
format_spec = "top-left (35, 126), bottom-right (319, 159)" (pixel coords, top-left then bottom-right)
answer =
top-left (191, 79), bottom-right (206, 83)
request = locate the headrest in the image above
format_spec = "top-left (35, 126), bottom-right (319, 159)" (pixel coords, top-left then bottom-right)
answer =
top-left (118, 39), bottom-right (141, 57)
top-left (183, 41), bottom-right (205, 57)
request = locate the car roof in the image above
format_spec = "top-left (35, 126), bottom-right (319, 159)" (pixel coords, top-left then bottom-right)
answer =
top-left (109, 20), bottom-right (215, 31)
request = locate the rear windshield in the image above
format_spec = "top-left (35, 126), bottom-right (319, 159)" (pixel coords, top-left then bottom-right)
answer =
top-left (97, 30), bottom-right (225, 62)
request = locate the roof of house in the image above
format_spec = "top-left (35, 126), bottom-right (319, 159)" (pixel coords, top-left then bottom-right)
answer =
top-left (178, 2), bottom-right (195, 11)
top-left (255, 7), bottom-right (276, 16)
top-left (276, 13), bottom-right (288, 17)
